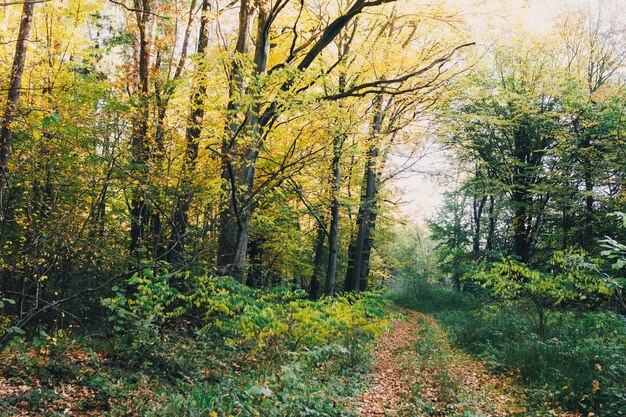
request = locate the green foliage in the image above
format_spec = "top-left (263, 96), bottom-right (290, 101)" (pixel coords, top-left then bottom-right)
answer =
top-left (383, 229), bottom-right (479, 313)
top-left (151, 344), bottom-right (365, 417)
top-left (0, 294), bottom-right (16, 334)
top-left (101, 272), bottom-right (387, 369)
top-left (472, 250), bottom-right (613, 307)
top-left (0, 274), bottom-right (382, 414)
top-left (441, 306), bottom-right (626, 416)
top-left (148, 279), bottom-right (385, 414)
top-left (101, 270), bottom-right (184, 363)
top-left (467, 250), bottom-right (616, 339)
top-left (180, 275), bottom-right (388, 361)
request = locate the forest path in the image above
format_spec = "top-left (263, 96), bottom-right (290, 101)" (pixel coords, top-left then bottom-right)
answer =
top-left (355, 308), bottom-right (522, 417)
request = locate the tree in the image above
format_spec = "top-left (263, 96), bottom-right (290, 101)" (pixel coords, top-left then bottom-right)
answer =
top-left (216, 0), bottom-right (401, 283)
top-left (168, 0), bottom-right (211, 266)
top-left (443, 44), bottom-right (562, 263)
top-left (0, 0), bottom-right (35, 220)
top-left (428, 190), bottom-right (471, 289)
top-left (554, 7), bottom-right (626, 252)
top-left (472, 250), bottom-right (613, 338)
top-left (215, 0), bottom-right (472, 284)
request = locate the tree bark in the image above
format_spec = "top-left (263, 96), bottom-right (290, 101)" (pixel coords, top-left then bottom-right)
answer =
top-left (486, 194), bottom-right (495, 251)
top-left (129, 0), bottom-right (157, 260)
top-left (510, 127), bottom-right (534, 262)
top-left (511, 193), bottom-right (530, 262)
top-left (216, 0), bottom-right (259, 282)
top-left (0, 0), bottom-right (35, 222)
top-left (246, 236), bottom-right (263, 288)
top-left (472, 194), bottom-right (487, 255)
top-left (581, 136), bottom-right (594, 249)
top-left (344, 240), bottom-right (356, 291)
top-left (359, 196), bottom-right (378, 291)
top-left (348, 146), bottom-right (378, 292)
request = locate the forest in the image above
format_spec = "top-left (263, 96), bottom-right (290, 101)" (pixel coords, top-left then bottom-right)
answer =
top-left (0, 0), bottom-right (625, 415)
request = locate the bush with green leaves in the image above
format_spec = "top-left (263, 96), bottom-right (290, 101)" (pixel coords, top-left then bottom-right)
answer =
top-left (148, 343), bottom-right (366, 417)
top-left (93, 273), bottom-right (389, 414)
top-left (0, 293), bottom-right (18, 336)
top-left (2, 272), bottom-right (389, 415)
top-left (103, 272), bottom-right (387, 358)
top-left (101, 270), bottom-right (185, 364)
top-left (599, 213), bottom-right (626, 313)
top-left (469, 250), bottom-right (615, 338)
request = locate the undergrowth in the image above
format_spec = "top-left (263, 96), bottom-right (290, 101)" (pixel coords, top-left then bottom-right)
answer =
top-left (388, 276), bottom-right (626, 416)
top-left (0, 273), bottom-right (388, 416)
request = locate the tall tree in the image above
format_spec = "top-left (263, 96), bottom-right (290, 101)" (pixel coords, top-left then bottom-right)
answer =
top-left (444, 46), bottom-right (561, 262)
top-left (169, 0), bottom-right (211, 266)
top-left (0, 0), bottom-right (35, 222)
top-left (216, 0), bottom-right (399, 282)
top-left (128, 0), bottom-right (159, 263)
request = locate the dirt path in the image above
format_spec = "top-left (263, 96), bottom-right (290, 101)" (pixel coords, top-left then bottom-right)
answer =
top-left (356, 309), bottom-right (522, 417)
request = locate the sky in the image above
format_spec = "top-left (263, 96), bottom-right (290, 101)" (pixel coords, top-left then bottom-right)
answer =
top-left (395, 0), bottom-right (608, 223)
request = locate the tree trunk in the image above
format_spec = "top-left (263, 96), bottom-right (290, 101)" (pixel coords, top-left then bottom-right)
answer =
top-left (246, 236), bottom-right (263, 288)
top-left (309, 223), bottom-right (325, 299)
top-left (129, 0), bottom-right (157, 261)
top-left (359, 198), bottom-right (378, 291)
top-left (0, 0), bottom-right (35, 222)
top-left (582, 136), bottom-right (594, 249)
top-left (343, 240), bottom-right (356, 291)
top-left (347, 95), bottom-right (384, 292)
top-left (511, 196), bottom-right (529, 262)
top-left (324, 134), bottom-right (342, 296)
top-left (349, 146), bottom-right (378, 292)
top-left (472, 194), bottom-right (487, 255)
top-left (486, 194), bottom-right (495, 251)
top-left (216, 0), bottom-right (261, 282)
top-left (510, 128), bottom-right (533, 262)
top-left (148, 75), bottom-right (167, 261)
top-left (169, 0), bottom-right (210, 266)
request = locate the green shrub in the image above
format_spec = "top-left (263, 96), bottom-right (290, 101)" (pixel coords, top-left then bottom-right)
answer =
top-left (153, 345), bottom-right (364, 417)
top-left (2, 272), bottom-right (387, 414)
top-left (441, 306), bottom-right (626, 415)
top-left (96, 273), bottom-right (388, 414)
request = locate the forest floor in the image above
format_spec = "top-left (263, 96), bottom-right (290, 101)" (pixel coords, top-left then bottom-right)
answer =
top-left (355, 308), bottom-right (559, 417)
top-left (0, 307), bottom-right (584, 416)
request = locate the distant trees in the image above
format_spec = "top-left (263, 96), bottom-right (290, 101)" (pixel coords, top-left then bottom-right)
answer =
top-left (443, 46), bottom-right (561, 262)
top-left (430, 14), bottom-right (626, 272)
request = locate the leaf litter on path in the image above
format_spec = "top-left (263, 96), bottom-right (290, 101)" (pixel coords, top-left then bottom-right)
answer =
top-left (355, 309), bottom-right (554, 417)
